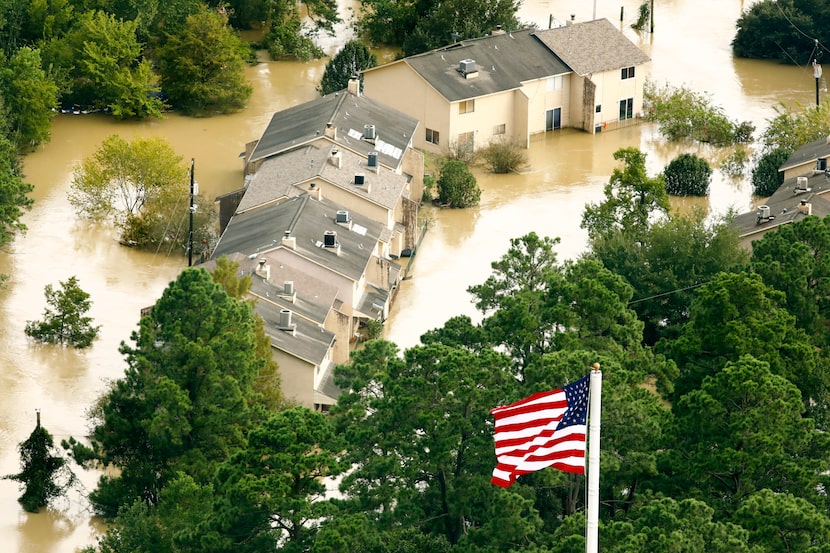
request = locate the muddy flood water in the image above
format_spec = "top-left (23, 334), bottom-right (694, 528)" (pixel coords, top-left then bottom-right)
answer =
top-left (0, 0), bottom-right (819, 550)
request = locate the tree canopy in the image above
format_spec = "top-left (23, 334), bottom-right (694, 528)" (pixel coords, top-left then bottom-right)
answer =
top-left (437, 159), bottom-right (481, 208)
top-left (317, 40), bottom-right (377, 96)
top-left (24, 275), bottom-right (100, 348)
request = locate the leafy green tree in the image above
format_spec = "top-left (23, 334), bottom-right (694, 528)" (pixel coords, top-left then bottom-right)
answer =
top-left (581, 147), bottom-right (669, 241)
top-left (437, 159), bottom-right (480, 208)
top-left (263, 15), bottom-right (325, 61)
top-left (735, 488), bottom-right (830, 552)
top-left (0, 47), bottom-right (58, 151)
top-left (0, 133), bottom-right (34, 248)
top-left (732, 0), bottom-right (825, 63)
top-left (155, 7), bottom-right (252, 116)
top-left (750, 147), bottom-right (788, 196)
top-left (760, 100), bottom-right (830, 154)
top-left (4, 412), bottom-right (75, 512)
top-left (69, 135), bottom-right (217, 253)
top-left (19, 0), bottom-right (75, 44)
top-left (358, 0), bottom-right (520, 56)
top-left (643, 81), bottom-right (753, 145)
top-left (590, 211), bottom-right (747, 345)
top-left (751, 214), bottom-right (830, 343)
top-left (44, 10), bottom-right (163, 118)
top-left (662, 356), bottom-right (828, 517)
top-left (24, 275), bottom-right (100, 348)
top-left (333, 339), bottom-right (529, 548)
top-left (0, 0), bottom-right (26, 57)
top-left (661, 271), bottom-right (824, 414)
top-left (317, 40), bottom-right (377, 96)
top-left (662, 153), bottom-right (711, 196)
top-left (64, 268), bottom-right (268, 517)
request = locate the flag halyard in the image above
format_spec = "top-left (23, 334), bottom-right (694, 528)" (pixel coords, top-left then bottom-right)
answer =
top-left (491, 375), bottom-right (590, 487)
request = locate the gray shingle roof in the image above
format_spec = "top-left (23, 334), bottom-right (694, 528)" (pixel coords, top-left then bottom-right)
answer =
top-left (779, 135), bottom-right (830, 172)
top-left (255, 297), bottom-right (335, 367)
top-left (238, 143), bottom-right (409, 213)
top-left (211, 193), bottom-right (385, 282)
top-left (533, 19), bottom-right (651, 76)
top-left (732, 172), bottom-right (830, 245)
top-left (389, 28), bottom-right (571, 103)
top-left (248, 91), bottom-right (419, 170)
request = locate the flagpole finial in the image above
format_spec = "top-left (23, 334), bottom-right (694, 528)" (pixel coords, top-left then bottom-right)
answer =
top-left (592, 362), bottom-right (600, 371)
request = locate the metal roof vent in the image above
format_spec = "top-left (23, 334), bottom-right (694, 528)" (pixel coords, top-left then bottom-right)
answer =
top-left (364, 124), bottom-right (376, 140)
top-left (277, 309), bottom-right (296, 332)
top-left (354, 173), bottom-right (365, 185)
top-left (367, 151), bottom-right (378, 168)
top-left (756, 204), bottom-right (774, 225)
top-left (323, 230), bottom-right (337, 248)
top-left (336, 210), bottom-right (350, 223)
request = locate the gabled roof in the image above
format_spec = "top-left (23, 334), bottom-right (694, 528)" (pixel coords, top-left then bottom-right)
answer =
top-left (237, 142), bottom-right (409, 213)
top-left (732, 172), bottom-right (830, 245)
top-left (534, 18), bottom-right (651, 76)
top-left (211, 194), bottom-right (385, 282)
top-left (377, 28), bottom-right (570, 103)
top-left (255, 297), bottom-right (335, 367)
top-left (779, 135), bottom-right (830, 173)
top-left (248, 91), bottom-right (419, 170)
top-left (249, 264), bottom-right (338, 326)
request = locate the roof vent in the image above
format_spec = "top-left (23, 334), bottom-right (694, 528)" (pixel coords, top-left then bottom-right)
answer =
top-left (323, 230), bottom-right (337, 248)
top-left (354, 173), bottom-right (365, 185)
top-left (364, 124), bottom-right (376, 140)
top-left (459, 59), bottom-right (476, 76)
top-left (278, 309), bottom-right (296, 332)
top-left (795, 176), bottom-right (811, 194)
top-left (368, 151), bottom-right (378, 168)
top-left (336, 210), bottom-right (350, 223)
top-left (283, 280), bottom-right (295, 296)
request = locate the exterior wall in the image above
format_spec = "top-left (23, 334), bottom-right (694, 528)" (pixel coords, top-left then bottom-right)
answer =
top-left (567, 75), bottom-right (586, 131)
top-left (447, 89), bottom-right (514, 151)
top-left (513, 89), bottom-right (530, 147)
top-left (299, 177), bottom-right (390, 225)
top-left (363, 63), bottom-right (450, 155)
top-left (591, 62), bottom-right (651, 130)
top-left (325, 309), bottom-right (352, 364)
top-left (783, 162), bottom-right (817, 181)
top-left (273, 350), bottom-right (315, 407)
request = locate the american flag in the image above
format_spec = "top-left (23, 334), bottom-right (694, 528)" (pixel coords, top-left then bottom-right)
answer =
top-left (490, 375), bottom-right (590, 487)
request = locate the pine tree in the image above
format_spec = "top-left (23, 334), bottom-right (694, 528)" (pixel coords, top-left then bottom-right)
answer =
top-left (4, 412), bottom-right (74, 512)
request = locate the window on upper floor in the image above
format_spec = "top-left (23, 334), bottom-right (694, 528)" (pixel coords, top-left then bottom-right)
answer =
top-left (459, 99), bottom-right (475, 114)
top-left (621, 66), bottom-right (635, 79)
top-left (547, 75), bottom-right (563, 90)
top-left (426, 128), bottom-right (440, 145)
top-left (595, 104), bottom-right (602, 113)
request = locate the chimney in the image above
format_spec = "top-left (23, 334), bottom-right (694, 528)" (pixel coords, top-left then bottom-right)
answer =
top-left (255, 258), bottom-right (270, 280)
top-left (492, 24), bottom-right (505, 35)
top-left (347, 76), bottom-right (360, 96)
top-left (329, 148), bottom-right (342, 169)
top-left (282, 230), bottom-right (296, 249)
top-left (798, 199), bottom-right (813, 215)
top-left (308, 182), bottom-right (322, 200)
top-left (324, 122), bottom-right (337, 139)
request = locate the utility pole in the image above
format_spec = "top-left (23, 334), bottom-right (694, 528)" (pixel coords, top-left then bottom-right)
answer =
top-left (814, 40), bottom-right (822, 108)
top-left (188, 158), bottom-right (195, 267)
top-left (650, 0), bottom-right (654, 33)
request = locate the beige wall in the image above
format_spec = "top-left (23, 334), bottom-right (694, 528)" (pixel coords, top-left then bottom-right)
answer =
top-left (274, 350), bottom-right (315, 407)
top-left (363, 62), bottom-right (450, 154)
top-left (783, 163), bottom-right (817, 181)
top-left (591, 62), bottom-right (651, 129)
top-left (326, 309), bottom-right (352, 364)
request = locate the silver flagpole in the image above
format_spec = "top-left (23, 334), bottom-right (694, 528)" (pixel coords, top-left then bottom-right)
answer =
top-left (586, 363), bottom-right (602, 553)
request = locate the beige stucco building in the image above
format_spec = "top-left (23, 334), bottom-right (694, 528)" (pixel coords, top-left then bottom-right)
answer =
top-left (362, 18), bottom-right (651, 153)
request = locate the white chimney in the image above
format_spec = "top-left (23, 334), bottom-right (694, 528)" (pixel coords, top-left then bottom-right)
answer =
top-left (308, 182), bottom-right (322, 200)
top-left (324, 122), bottom-right (337, 139)
top-left (255, 258), bottom-right (270, 280)
top-left (330, 148), bottom-right (342, 168)
top-left (348, 76), bottom-right (360, 96)
top-left (798, 199), bottom-right (813, 215)
top-left (282, 231), bottom-right (296, 249)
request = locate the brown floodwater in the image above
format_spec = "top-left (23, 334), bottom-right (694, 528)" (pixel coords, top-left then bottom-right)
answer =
top-left (0, 0), bottom-right (817, 550)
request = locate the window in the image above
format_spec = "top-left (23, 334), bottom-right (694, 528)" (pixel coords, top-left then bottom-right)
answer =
top-left (595, 104), bottom-right (601, 113)
top-left (458, 131), bottom-right (474, 149)
top-left (493, 123), bottom-right (506, 135)
top-left (426, 128), bottom-right (440, 145)
top-left (547, 75), bottom-right (563, 90)
top-left (621, 66), bottom-right (635, 79)
top-left (619, 98), bottom-right (633, 120)
top-left (459, 99), bottom-right (475, 114)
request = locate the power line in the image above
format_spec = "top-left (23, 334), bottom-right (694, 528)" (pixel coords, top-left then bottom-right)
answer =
top-left (627, 281), bottom-right (707, 306)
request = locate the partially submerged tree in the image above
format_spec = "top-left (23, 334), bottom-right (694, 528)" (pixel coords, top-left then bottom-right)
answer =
top-left (317, 40), bottom-right (377, 96)
top-left (663, 153), bottom-right (712, 196)
top-left (480, 137), bottom-right (528, 174)
top-left (4, 412), bottom-right (75, 512)
top-left (68, 135), bottom-right (216, 253)
top-left (0, 47), bottom-right (58, 151)
top-left (437, 159), bottom-right (480, 208)
top-left (581, 147), bottom-right (669, 241)
top-left (24, 276), bottom-right (100, 348)
top-left (156, 7), bottom-right (252, 116)
top-left (0, 133), bottom-right (34, 248)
